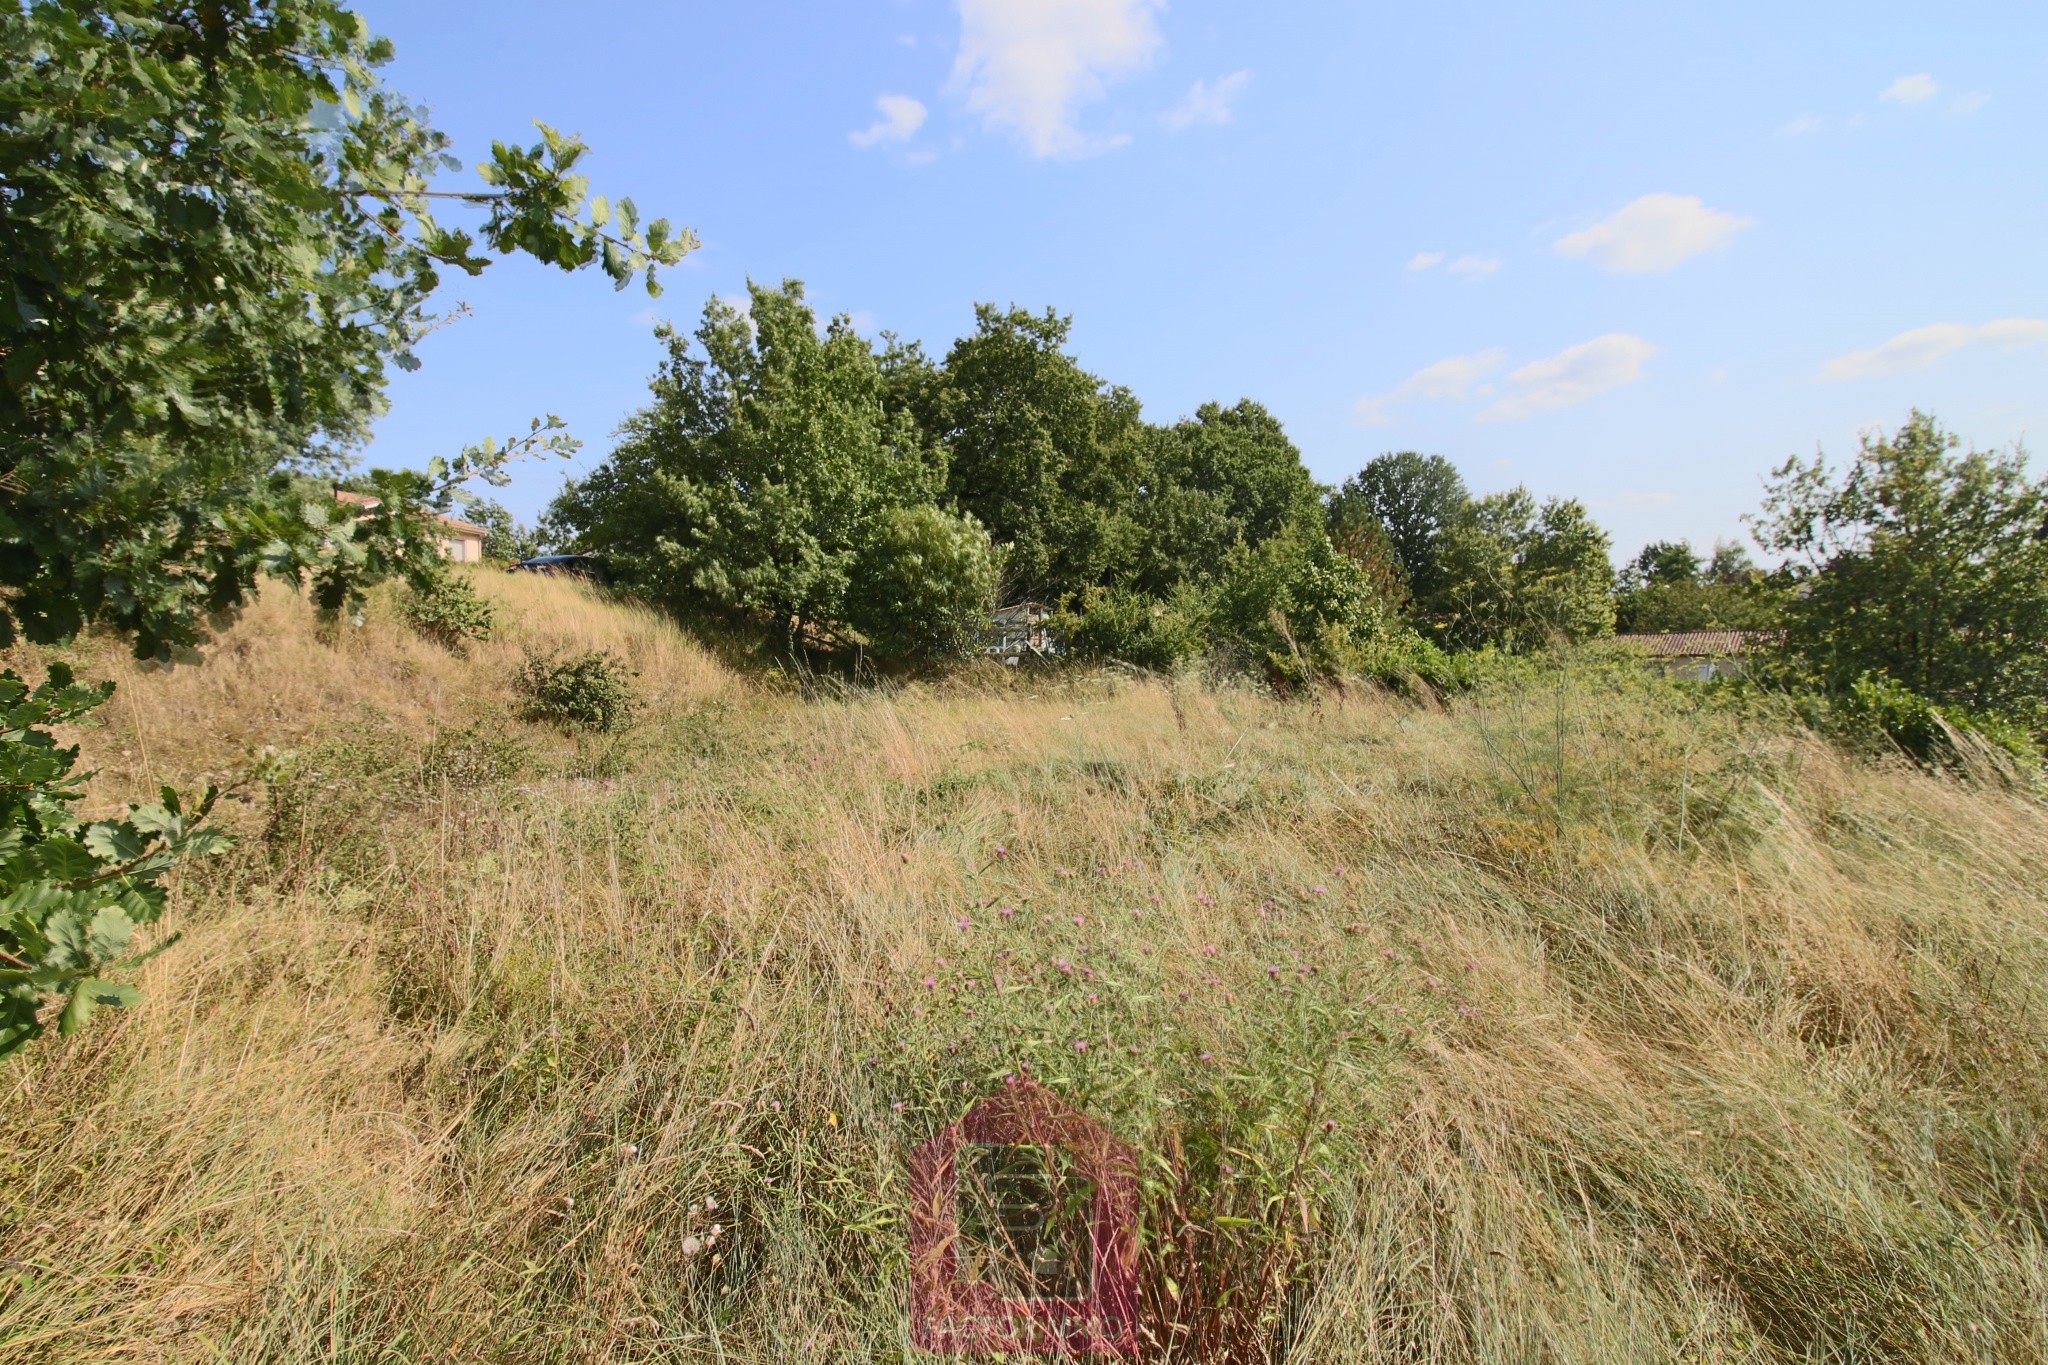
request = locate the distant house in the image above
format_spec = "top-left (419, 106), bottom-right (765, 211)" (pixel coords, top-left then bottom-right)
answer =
top-left (986, 602), bottom-right (1058, 665)
top-left (332, 489), bottom-right (489, 563)
top-left (1613, 630), bottom-right (1771, 680)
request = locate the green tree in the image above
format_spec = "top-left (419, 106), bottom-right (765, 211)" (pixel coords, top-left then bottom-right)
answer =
top-left (1614, 536), bottom-right (1783, 634)
top-left (1623, 540), bottom-right (1704, 589)
top-left (1130, 400), bottom-right (1325, 596)
top-left (0, 666), bottom-right (232, 1056)
top-left (845, 504), bottom-right (999, 661)
top-left (1707, 540), bottom-right (1756, 582)
top-left (1431, 490), bottom-right (1615, 648)
top-left (2, 0), bottom-right (691, 658)
top-left (550, 281), bottom-right (949, 646)
top-left (1326, 452), bottom-right (1469, 606)
top-left (934, 305), bottom-right (1145, 600)
top-left (1752, 411), bottom-right (2048, 732)
top-left (1210, 526), bottom-right (1389, 682)
top-left (0, 1), bottom-right (685, 1052)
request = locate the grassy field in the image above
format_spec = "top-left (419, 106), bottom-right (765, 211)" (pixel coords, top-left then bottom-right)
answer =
top-left (4, 568), bottom-right (2046, 1363)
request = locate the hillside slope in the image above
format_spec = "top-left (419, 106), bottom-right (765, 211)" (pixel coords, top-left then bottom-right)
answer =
top-left (4, 570), bottom-right (2046, 1363)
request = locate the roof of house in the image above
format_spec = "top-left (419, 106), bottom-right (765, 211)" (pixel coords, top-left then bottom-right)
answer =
top-left (1614, 630), bottom-right (1772, 657)
top-left (331, 488), bottom-right (485, 537)
top-left (991, 601), bottom-right (1051, 623)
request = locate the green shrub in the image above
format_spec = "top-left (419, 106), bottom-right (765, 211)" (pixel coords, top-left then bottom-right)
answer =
top-left (514, 647), bottom-right (638, 733)
top-left (846, 504), bottom-right (999, 660)
top-left (402, 573), bottom-right (497, 652)
top-left (1323, 621), bottom-right (1477, 698)
top-left (1051, 585), bottom-right (1210, 673)
top-left (1826, 673), bottom-right (2040, 776)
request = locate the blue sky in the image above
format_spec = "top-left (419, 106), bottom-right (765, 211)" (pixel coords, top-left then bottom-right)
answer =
top-left (358, 0), bottom-right (2046, 561)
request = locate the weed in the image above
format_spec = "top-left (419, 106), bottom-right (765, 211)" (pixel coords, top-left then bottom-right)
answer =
top-left (514, 645), bottom-right (638, 733)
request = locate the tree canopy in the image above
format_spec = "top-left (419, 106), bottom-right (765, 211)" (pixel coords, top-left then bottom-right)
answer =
top-left (935, 305), bottom-right (1146, 601)
top-left (1753, 411), bottom-right (2048, 731)
top-left (1, 0), bottom-right (691, 657)
top-left (550, 281), bottom-right (991, 656)
top-left (1326, 452), bottom-right (1468, 606)
top-left (1131, 400), bottom-right (1325, 597)
top-left (1429, 490), bottom-right (1616, 648)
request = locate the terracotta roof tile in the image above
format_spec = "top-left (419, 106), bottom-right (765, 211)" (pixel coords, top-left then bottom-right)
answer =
top-left (1613, 630), bottom-right (1775, 657)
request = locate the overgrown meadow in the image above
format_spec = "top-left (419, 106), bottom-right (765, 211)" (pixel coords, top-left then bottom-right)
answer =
top-left (4, 570), bottom-right (2046, 1363)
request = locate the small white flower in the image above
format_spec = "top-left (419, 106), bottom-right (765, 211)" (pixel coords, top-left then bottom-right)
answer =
top-left (682, 1235), bottom-right (703, 1258)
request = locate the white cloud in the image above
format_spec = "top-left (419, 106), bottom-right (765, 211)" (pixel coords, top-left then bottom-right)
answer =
top-left (1353, 348), bottom-right (1508, 425)
top-left (1477, 333), bottom-right (1657, 422)
top-left (1881, 73), bottom-right (1939, 104)
top-left (1406, 252), bottom-right (1444, 272)
top-left (1447, 254), bottom-right (1501, 279)
top-left (1951, 92), bottom-right (1989, 115)
top-left (1162, 69), bottom-right (1251, 130)
top-left (850, 94), bottom-right (928, 148)
top-left (949, 0), bottom-right (1164, 158)
top-left (1777, 113), bottom-right (1822, 136)
top-left (1554, 193), bottom-right (1755, 273)
top-left (1820, 318), bottom-right (2048, 379)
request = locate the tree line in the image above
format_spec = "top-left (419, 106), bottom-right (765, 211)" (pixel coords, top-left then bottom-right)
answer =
top-left (544, 281), bottom-right (1618, 688)
top-left (543, 282), bottom-right (2048, 751)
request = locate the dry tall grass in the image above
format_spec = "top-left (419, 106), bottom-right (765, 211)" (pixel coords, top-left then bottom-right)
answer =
top-left (3, 570), bottom-right (2045, 1362)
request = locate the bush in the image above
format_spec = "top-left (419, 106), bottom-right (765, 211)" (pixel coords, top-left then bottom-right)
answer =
top-left (514, 647), bottom-right (638, 733)
top-left (403, 573), bottom-right (497, 652)
top-left (1051, 585), bottom-right (1210, 673)
top-left (1825, 673), bottom-right (2041, 776)
top-left (846, 504), bottom-right (999, 661)
top-left (1322, 620), bottom-right (1477, 699)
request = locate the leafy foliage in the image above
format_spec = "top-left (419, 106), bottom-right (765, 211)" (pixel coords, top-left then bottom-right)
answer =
top-left (936, 306), bottom-right (1146, 599)
top-left (1208, 525), bottom-right (1447, 687)
top-left (1130, 400), bottom-right (1325, 596)
top-left (515, 647), bottom-right (638, 733)
top-left (1754, 411), bottom-right (2048, 735)
top-left (1, 1), bottom-right (690, 659)
top-left (844, 505), bottom-right (999, 661)
top-left (551, 282), bottom-right (941, 643)
top-left (1820, 673), bottom-right (2041, 777)
top-left (1050, 585), bottom-right (1212, 673)
top-left (1326, 452), bottom-right (1468, 606)
top-left (1614, 538), bottom-right (1784, 633)
top-left (450, 492), bottom-right (546, 562)
top-left (402, 572), bottom-right (497, 652)
top-left (1429, 489), bottom-right (1616, 649)
top-left (0, 3), bottom-right (682, 1055)
top-left (0, 665), bottom-right (227, 1056)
